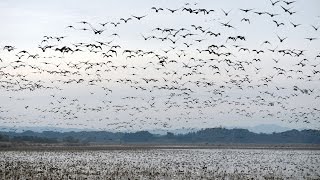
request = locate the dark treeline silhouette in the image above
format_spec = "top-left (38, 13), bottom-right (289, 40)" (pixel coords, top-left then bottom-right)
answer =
top-left (0, 128), bottom-right (319, 144)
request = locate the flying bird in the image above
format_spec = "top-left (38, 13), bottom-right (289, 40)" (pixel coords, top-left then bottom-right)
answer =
top-left (221, 9), bottom-right (232, 16)
top-left (132, 15), bottom-right (147, 20)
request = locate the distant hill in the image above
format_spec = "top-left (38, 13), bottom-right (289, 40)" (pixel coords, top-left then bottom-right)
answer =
top-left (231, 124), bottom-right (291, 134)
top-left (166, 124), bottom-right (293, 135)
top-left (0, 124), bottom-right (299, 134)
top-left (1, 128), bottom-right (319, 144)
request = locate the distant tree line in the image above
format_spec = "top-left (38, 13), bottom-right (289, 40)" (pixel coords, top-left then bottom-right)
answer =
top-left (0, 128), bottom-right (319, 144)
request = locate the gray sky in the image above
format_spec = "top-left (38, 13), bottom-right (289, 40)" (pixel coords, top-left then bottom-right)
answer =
top-left (0, 0), bottom-right (320, 132)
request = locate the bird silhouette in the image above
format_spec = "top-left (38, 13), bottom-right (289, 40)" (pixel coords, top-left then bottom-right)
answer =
top-left (221, 9), bottom-right (232, 16)
top-left (151, 7), bottom-right (164, 13)
top-left (132, 15), bottom-right (147, 20)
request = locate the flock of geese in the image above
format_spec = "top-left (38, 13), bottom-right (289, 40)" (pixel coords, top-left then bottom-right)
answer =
top-left (0, 0), bottom-right (319, 132)
top-left (1, 149), bottom-right (319, 179)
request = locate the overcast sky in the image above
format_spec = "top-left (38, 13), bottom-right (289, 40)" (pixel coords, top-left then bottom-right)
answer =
top-left (0, 0), bottom-right (320, 132)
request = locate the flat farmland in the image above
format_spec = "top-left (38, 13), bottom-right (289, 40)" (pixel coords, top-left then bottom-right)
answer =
top-left (1, 149), bottom-right (319, 179)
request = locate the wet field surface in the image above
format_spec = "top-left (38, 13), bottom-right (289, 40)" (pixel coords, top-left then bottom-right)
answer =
top-left (1, 149), bottom-right (319, 179)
